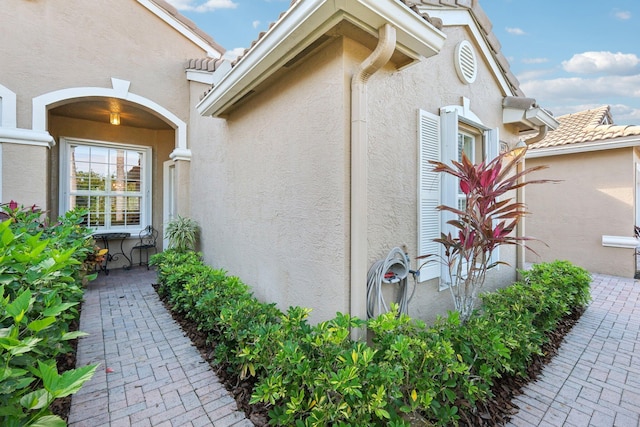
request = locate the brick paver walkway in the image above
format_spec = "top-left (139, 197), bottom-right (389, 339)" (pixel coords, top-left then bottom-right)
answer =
top-left (68, 267), bottom-right (253, 427)
top-left (507, 273), bottom-right (640, 427)
top-left (69, 268), bottom-right (640, 426)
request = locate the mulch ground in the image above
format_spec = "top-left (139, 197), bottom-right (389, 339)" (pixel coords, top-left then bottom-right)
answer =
top-left (54, 292), bottom-right (583, 426)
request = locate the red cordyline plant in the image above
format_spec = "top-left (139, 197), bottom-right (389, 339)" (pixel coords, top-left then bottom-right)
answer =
top-left (418, 148), bottom-right (553, 322)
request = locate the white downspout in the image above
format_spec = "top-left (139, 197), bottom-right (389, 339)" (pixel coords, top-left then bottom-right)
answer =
top-left (350, 23), bottom-right (396, 341)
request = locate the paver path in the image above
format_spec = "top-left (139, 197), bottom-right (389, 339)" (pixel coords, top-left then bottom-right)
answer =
top-left (507, 273), bottom-right (640, 427)
top-left (68, 267), bottom-right (253, 427)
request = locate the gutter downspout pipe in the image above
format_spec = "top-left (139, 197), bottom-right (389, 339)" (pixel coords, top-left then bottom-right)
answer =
top-left (525, 125), bottom-right (548, 146)
top-left (350, 23), bottom-right (396, 341)
top-left (517, 124), bottom-right (548, 274)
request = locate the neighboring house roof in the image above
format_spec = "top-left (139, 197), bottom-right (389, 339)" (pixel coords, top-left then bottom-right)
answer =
top-left (526, 106), bottom-right (640, 158)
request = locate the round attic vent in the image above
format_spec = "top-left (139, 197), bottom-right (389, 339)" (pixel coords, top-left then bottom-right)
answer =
top-left (455, 40), bottom-right (477, 84)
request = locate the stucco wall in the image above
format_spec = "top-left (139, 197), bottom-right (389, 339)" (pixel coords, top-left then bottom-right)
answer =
top-left (365, 26), bottom-right (518, 322)
top-left (190, 37), bottom-right (350, 324)
top-left (191, 24), bottom-right (522, 324)
top-left (1, 144), bottom-right (48, 207)
top-left (0, 0), bottom-right (205, 130)
top-left (526, 148), bottom-right (635, 277)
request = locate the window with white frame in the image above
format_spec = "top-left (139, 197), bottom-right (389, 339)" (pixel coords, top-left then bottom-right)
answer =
top-left (417, 106), bottom-right (499, 288)
top-left (60, 138), bottom-right (151, 232)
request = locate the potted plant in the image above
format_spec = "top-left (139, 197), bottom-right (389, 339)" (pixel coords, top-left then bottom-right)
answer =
top-left (165, 215), bottom-right (199, 252)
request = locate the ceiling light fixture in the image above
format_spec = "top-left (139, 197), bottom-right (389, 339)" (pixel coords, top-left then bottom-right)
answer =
top-left (110, 112), bottom-right (120, 126)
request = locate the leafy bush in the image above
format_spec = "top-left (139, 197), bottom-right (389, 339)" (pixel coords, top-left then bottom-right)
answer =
top-left (152, 251), bottom-right (591, 426)
top-left (164, 216), bottom-right (199, 252)
top-left (0, 203), bottom-right (99, 426)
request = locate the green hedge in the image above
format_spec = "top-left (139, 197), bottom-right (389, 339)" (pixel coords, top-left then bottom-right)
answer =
top-left (0, 205), bottom-right (99, 426)
top-left (151, 251), bottom-right (591, 426)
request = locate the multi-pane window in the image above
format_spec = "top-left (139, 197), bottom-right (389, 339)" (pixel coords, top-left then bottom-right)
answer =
top-left (61, 138), bottom-right (151, 231)
top-left (457, 131), bottom-right (475, 211)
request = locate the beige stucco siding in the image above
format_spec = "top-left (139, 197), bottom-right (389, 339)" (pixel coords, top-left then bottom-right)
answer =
top-left (190, 38), bottom-right (350, 324)
top-left (526, 148), bottom-right (635, 277)
top-left (2, 144), bottom-right (48, 207)
top-left (0, 0), bottom-right (205, 130)
top-left (190, 26), bottom-right (522, 324)
top-left (365, 26), bottom-right (518, 322)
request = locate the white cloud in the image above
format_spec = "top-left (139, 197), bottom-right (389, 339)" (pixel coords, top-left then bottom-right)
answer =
top-left (165, 0), bottom-right (238, 12)
top-left (252, 20), bottom-right (261, 29)
top-left (562, 51), bottom-right (640, 75)
top-left (505, 27), bottom-right (526, 36)
top-left (521, 74), bottom-right (640, 103)
top-left (223, 47), bottom-right (246, 60)
top-left (613, 9), bottom-right (631, 20)
top-left (522, 58), bottom-right (549, 64)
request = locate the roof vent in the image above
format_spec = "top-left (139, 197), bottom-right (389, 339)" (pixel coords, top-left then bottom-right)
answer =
top-left (455, 40), bottom-right (477, 85)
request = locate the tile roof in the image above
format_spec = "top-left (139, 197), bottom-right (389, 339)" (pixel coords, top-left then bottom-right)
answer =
top-left (528, 106), bottom-right (640, 149)
top-left (150, 0), bottom-right (225, 54)
top-left (185, 0), bottom-right (523, 97)
top-left (185, 57), bottom-right (226, 72)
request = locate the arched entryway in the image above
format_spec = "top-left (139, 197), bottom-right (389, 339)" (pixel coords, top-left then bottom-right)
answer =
top-left (33, 78), bottom-right (190, 267)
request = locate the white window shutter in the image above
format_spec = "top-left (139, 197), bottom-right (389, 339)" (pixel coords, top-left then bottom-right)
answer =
top-left (485, 128), bottom-right (500, 267)
top-left (439, 109), bottom-right (459, 288)
top-left (485, 128), bottom-right (500, 161)
top-left (417, 109), bottom-right (441, 282)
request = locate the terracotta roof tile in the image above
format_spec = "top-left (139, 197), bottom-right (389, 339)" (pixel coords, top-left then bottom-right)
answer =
top-left (528, 106), bottom-right (640, 149)
top-left (185, 57), bottom-right (226, 72)
top-left (150, 0), bottom-right (225, 54)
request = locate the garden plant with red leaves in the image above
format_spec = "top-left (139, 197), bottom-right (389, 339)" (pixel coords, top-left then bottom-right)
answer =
top-left (419, 148), bottom-right (555, 321)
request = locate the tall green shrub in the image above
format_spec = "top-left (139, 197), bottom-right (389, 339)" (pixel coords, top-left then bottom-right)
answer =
top-left (0, 203), bottom-right (99, 426)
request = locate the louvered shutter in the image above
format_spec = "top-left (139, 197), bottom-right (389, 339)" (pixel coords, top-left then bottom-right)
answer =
top-left (417, 109), bottom-right (441, 282)
top-left (485, 128), bottom-right (500, 267)
top-left (439, 109), bottom-right (459, 288)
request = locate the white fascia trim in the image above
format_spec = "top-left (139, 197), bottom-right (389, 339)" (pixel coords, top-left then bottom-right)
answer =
top-left (526, 135), bottom-right (640, 159)
top-left (0, 127), bottom-right (55, 147)
top-left (423, 8), bottom-right (513, 96)
top-left (186, 70), bottom-right (215, 85)
top-left (504, 106), bottom-right (560, 131)
top-left (169, 147), bottom-right (192, 161)
top-left (602, 235), bottom-right (639, 249)
top-left (136, 0), bottom-right (223, 58)
top-left (197, 0), bottom-right (446, 117)
top-left (524, 107), bottom-right (560, 129)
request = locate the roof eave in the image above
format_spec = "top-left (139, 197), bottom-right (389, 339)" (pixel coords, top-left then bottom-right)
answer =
top-left (503, 106), bottom-right (560, 132)
top-left (196, 0), bottom-right (446, 118)
top-left (526, 135), bottom-right (640, 159)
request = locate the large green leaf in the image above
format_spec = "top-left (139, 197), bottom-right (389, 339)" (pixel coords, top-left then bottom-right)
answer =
top-left (27, 317), bottom-right (56, 333)
top-left (60, 331), bottom-right (89, 341)
top-left (20, 388), bottom-right (52, 410)
top-left (42, 302), bottom-right (78, 317)
top-left (9, 337), bottom-right (42, 356)
top-left (55, 364), bottom-right (98, 397)
top-left (29, 415), bottom-right (66, 427)
top-left (5, 289), bottom-right (33, 320)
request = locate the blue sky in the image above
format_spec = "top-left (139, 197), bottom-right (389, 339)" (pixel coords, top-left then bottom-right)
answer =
top-left (171, 0), bottom-right (640, 125)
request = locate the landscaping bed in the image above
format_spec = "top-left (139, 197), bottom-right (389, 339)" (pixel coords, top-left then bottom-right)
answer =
top-left (161, 289), bottom-right (583, 426)
top-left (150, 250), bottom-right (591, 426)
top-left (0, 205), bottom-right (100, 426)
